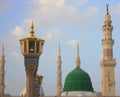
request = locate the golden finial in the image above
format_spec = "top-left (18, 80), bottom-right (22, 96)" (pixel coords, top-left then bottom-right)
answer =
top-left (77, 43), bottom-right (79, 58)
top-left (76, 43), bottom-right (80, 68)
top-left (30, 21), bottom-right (34, 37)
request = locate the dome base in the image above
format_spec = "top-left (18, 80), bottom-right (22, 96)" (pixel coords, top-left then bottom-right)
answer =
top-left (61, 91), bottom-right (96, 96)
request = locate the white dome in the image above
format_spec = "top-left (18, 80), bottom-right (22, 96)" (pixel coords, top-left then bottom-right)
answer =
top-left (61, 91), bottom-right (96, 96)
top-left (39, 86), bottom-right (44, 96)
top-left (20, 86), bottom-right (44, 97)
top-left (20, 87), bottom-right (26, 97)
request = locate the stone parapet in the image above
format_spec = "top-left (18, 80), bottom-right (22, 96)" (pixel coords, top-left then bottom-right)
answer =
top-left (102, 39), bottom-right (114, 46)
top-left (101, 59), bottom-right (116, 67)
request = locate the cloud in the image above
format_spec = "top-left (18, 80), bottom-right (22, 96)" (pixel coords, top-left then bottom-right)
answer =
top-left (0, 26), bottom-right (26, 59)
top-left (113, 3), bottom-right (120, 14)
top-left (74, 0), bottom-right (87, 5)
top-left (67, 0), bottom-right (88, 6)
top-left (12, 26), bottom-right (26, 37)
top-left (28, 0), bottom-right (98, 28)
top-left (23, 18), bottom-right (33, 29)
top-left (67, 40), bottom-right (77, 47)
top-left (42, 29), bottom-right (60, 42)
top-left (82, 7), bottom-right (98, 18)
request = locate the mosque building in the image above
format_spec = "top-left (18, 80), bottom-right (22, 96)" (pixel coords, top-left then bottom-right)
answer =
top-left (56, 5), bottom-right (116, 97)
top-left (61, 44), bottom-right (96, 96)
top-left (0, 5), bottom-right (117, 97)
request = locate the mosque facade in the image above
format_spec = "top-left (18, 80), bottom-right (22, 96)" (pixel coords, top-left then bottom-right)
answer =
top-left (0, 5), bottom-right (117, 97)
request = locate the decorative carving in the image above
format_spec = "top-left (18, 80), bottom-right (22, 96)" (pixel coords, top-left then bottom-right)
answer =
top-left (25, 58), bottom-right (38, 64)
top-left (101, 59), bottom-right (116, 67)
top-left (107, 71), bottom-right (113, 92)
top-left (24, 56), bottom-right (39, 65)
top-left (102, 39), bottom-right (114, 45)
top-left (25, 64), bottom-right (38, 75)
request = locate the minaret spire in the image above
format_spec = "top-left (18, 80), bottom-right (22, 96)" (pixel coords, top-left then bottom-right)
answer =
top-left (58, 43), bottom-right (61, 57)
top-left (56, 43), bottom-right (62, 96)
top-left (0, 43), bottom-right (5, 97)
top-left (106, 4), bottom-right (109, 14)
top-left (2, 43), bottom-right (4, 56)
top-left (76, 43), bottom-right (80, 68)
top-left (103, 4), bottom-right (112, 41)
top-left (30, 21), bottom-right (35, 37)
top-left (101, 5), bottom-right (116, 96)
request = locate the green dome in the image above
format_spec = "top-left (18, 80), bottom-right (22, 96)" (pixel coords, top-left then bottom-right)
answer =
top-left (63, 67), bottom-right (94, 92)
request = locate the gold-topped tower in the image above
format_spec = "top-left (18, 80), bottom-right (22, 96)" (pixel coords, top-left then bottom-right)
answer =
top-left (19, 22), bottom-right (45, 97)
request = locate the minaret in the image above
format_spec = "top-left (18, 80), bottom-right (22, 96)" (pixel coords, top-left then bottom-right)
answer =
top-left (19, 22), bottom-right (45, 97)
top-left (0, 43), bottom-right (5, 97)
top-left (56, 43), bottom-right (62, 96)
top-left (76, 43), bottom-right (80, 68)
top-left (100, 5), bottom-right (116, 96)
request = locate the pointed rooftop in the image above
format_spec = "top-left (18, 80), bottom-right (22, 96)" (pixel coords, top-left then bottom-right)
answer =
top-left (104, 4), bottom-right (111, 22)
top-left (76, 43), bottom-right (80, 68)
top-left (57, 43), bottom-right (62, 64)
top-left (30, 21), bottom-right (35, 37)
top-left (2, 43), bottom-right (4, 56)
top-left (58, 43), bottom-right (61, 57)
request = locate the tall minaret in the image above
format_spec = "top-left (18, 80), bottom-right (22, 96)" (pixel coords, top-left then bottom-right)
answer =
top-left (100, 5), bottom-right (116, 96)
top-left (0, 43), bottom-right (5, 97)
top-left (20, 22), bottom-right (45, 97)
top-left (76, 44), bottom-right (80, 68)
top-left (56, 44), bottom-right (62, 96)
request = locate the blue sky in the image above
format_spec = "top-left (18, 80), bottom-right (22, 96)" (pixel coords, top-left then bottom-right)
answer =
top-left (0, 0), bottom-right (120, 96)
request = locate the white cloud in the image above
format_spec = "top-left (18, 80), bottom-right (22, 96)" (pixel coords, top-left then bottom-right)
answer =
top-left (23, 18), bottom-right (33, 28)
top-left (67, 39), bottom-right (77, 47)
top-left (12, 26), bottom-right (26, 37)
top-left (74, 0), bottom-right (87, 5)
top-left (28, 0), bottom-right (98, 28)
top-left (82, 7), bottom-right (98, 18)
top-left (67, 0), bottom-right (88, 6)
top-left (1, 26), bottom-right (26, 53)
top-left (113, 3), bottom-right (120, 14)
top-left (42, 29), bottom-right (60, 41)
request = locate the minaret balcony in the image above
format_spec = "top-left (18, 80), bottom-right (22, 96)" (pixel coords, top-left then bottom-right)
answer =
top-left (102, 26), bottom-right (113, 31)
top-left (20, 37), bottom-right (44, 57)
top-left (102, 39), bottom-right (114, 45)
top-left (19, 22), bottom-right (45, 57)
top-left (100, 59), bottom-right (116, 67)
